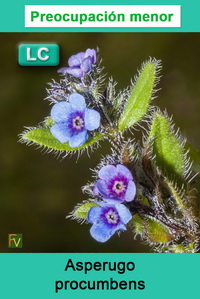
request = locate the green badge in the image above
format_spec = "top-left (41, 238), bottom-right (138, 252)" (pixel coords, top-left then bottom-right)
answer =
top-left (18, 44), bottom-right (60, 66)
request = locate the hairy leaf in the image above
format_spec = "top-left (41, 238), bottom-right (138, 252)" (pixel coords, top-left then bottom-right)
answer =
top-left (74, 202), bottom-right (99, 220)
top-left (165, 179), bottom-right (186, 211)
top-left (21, 127), bottom-right (104, 152)
top-left (131, 215), bottom-right (175, 243)
top-left (185, 141), bottom-right (200, 172)
top-left (149, 112), bottom-right (185, 181)
top-left (118, 59), bottom-right (160, 131)
top-left (165, 179), bottom-right (196, 231)
top-left (131, 214), bottom-right (144, 235)
top-left (162, 243), bottom-right (195, 253)
top-left (146, 219), bottom-right (175, 243)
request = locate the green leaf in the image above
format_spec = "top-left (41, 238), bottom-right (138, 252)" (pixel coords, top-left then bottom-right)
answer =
top-left (165, 179), bottom-right (186, 211)
top-left (185, 141), bottom-right (200, 172)
top-left (73, 202), bottom-right (99, 220)
top-left (137, 194), bottom-right (150, 206)
top-left (131, 215), bottom-right (175, 243)
top-left (118, 59), bottom-right (160, 131)
top-left (148, 112), bottom-right (185, 181)
top-left (162, 243), bottom-right (195, 253)
top-left (131, 214), bottom-right (144, 235)
top-left (21, 127), bottom-right (104, 152)
top-left (146, 219), bottom-right (175, 243)
top-left (165, 179), bottom-right (196, 230)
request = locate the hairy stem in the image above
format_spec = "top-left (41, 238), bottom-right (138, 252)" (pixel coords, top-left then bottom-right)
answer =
top-left (128, 201), bottom-right (198, 243)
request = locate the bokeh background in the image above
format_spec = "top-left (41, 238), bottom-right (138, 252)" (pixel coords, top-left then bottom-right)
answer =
top-left (0, 33), bottom-right (200, 252)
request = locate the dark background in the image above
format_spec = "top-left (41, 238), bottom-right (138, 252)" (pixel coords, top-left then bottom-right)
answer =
top-left (0, 33), bottom-right (200, 252)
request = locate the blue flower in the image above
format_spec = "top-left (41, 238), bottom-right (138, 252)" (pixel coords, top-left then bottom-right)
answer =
top-left (87, 203), bottom-right (132, 242)
top-left (50, 93), bottom-right (100, 147)
top-left (94, 164), bottom-right (136, 204)
top-left (58, 49), bottom-right (96, 79)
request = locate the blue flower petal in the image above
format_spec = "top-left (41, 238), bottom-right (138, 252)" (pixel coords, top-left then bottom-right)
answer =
top-left (81, 57), bottom-right (92, 73)
top-left (95, 179), bottom-right (110, 197)
top-left (85, 48), bottom-right (96, 64)
top-left (95, 202), bottom-right (108, 207)
top-left (87, 206), bottom-right (102, 224)
top-left (90, 222), bottom-right (126, 242)
top-left (90, 222), bottom-right (115, 242)
top-left (116, 164), bottom-right (133, 180)
top-left (88, 203), bottom-right (128, 242)
top-left (68, 130), bottom-right (88, 148)
top-left (102, 197), bottom-right (123, 204)
top-left (98, 165), bottom-right (117, 180)
top-left (65, 67), bottom-right (83, 79)
top-left (124, 180), bottom-right (136, 202)
top-left (50, 123), bottom-right (71, 143)
top-left (93, 184), bottom-right (100, 196)
top-left (85, 108), bottom-right (100, 131)
top-left (115, 204), bottom-right (132, 224)
top-left (57, 67), bottom-right (68, 74)
top-left (68, 52), bottom-right (85, 67)
top-left (69, 93), bottom-right (86, 112)
top-left (51, 102), bottom-right (71, 123)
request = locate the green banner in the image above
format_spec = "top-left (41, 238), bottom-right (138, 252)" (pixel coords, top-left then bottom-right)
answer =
top-left (0, 1), bottom-right (200, 32)
top-left (0, 253), bottom-right (199, 298)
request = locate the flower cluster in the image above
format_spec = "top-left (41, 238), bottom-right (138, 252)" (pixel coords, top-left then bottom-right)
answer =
top-left (87, 164), bottom-right (136, 242)
top-left (52, 49), bottom-right (136, 242)
top-left (58, 48), bottom-right (96, 79)
top-left (48, 48), bottom-right (101, 147)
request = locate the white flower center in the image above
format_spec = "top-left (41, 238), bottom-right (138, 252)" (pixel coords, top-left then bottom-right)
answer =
top-left (72, 116), bottom-right (84, 129)
top-left (105, 211), bottom-right (118, 224)
top-left (112, 180), bottom-right (126, 194)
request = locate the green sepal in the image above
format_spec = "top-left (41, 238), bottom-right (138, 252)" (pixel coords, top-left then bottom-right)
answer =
top-left (118, 59), bottom-right (160, 131)
top-left (73, 202), bottom-right (100, 220)
top-left (44, 117), bottom-right (55, 128)
top-left (21, 126), bottom-right (104, 152)
top-left (148, 112), bottom-right (185, 182)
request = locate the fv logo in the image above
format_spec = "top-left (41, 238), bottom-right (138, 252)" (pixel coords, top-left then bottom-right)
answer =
top-left (8, 234), bottom-right (23, 248)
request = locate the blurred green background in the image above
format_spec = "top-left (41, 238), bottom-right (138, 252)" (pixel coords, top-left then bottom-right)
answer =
top-left (0, 33), bottom-right (200, 252)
